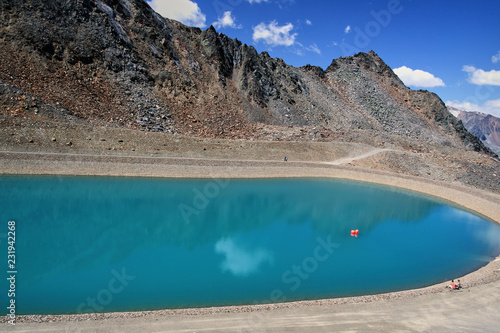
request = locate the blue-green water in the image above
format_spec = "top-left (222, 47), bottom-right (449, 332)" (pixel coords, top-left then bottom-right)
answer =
top-left (1, 175), bottom-right (500, 315)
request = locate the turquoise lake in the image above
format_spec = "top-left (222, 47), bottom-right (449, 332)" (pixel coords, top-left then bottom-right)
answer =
top-left (1, 175), bottom-right (500, 315)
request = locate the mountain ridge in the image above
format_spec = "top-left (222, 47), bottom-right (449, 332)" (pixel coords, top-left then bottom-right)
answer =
top-left (0, 0), bottom-right (495, 157)
top-left (447, 106), bottom-right (500, 155)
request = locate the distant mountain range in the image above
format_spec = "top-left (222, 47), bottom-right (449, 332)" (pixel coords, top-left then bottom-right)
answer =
top-left (0, 0), bottom-right (494, 156)
top-left (448, 106), bottom-right (500, 155)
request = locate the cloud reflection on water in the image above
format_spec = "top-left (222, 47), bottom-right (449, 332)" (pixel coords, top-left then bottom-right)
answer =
top-left (214, 237), bottom-right (274, 277)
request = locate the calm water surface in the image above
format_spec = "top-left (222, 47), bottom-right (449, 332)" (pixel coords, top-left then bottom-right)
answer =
top-left (1, 175), bottom-right (499, 315)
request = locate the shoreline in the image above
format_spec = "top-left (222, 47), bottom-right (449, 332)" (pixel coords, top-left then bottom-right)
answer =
top-left (1, 149), bottom-right (500, 329)
top-left (4, 255), bottom-right (500, 324)
top-left (2, 150), bottom-right (499, 223)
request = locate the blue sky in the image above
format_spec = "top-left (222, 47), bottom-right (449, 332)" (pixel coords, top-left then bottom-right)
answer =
top-left (147, 0), bottom-right (500, 117)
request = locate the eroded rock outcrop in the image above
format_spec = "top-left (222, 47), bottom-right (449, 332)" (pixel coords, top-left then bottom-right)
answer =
top-left (0, 0), bottom-right (495, 155)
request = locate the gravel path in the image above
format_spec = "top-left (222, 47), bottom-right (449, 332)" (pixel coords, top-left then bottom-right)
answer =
top-left (323, 148), bottom-right (394, 165)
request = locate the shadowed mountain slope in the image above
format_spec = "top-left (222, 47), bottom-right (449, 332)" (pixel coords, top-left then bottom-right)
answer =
top-left (0, 0), bottom-right (494, 156)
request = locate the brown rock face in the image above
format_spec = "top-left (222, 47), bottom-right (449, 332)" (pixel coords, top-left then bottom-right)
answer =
top-left (0, 0), bottom-right (494, 155)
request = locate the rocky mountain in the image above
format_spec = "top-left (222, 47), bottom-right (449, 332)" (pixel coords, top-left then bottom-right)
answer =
top-left (448, 106), bottom-right (500, 155)
top-left (0, 0), bottom-right (495, 156)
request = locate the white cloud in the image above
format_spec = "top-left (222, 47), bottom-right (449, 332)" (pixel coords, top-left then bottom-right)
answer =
top-left (306, 43), bottom-right (321, 55)
top-left (446, 99), bottom-right (500, 118)
top-left (463, 65), bottom-right (500, 86)
top-left (344, 25), bottom-right (351, 34)
top-left (492, 51), bottom-right (500, 64)
top-left (446, 100), bottom-right (480, 113)
top-left (253, 21), bottom-right (297, 47)
top-left (247, 0), bottom-right (269, 3)
top-left (293, 42), bottom-right (304, 56)
top-left (393, 66), bottom-right (445, 88)
top-left (149, 0), bottom-right (206, 28)
top-left (484, 99), bottom-right (500, 117)
top-left (215, 238), bottom-right (273, 277)
top-left (306, 19), bottom-right (312, 26)
top-left (213, 11), bottom-right (241, 29)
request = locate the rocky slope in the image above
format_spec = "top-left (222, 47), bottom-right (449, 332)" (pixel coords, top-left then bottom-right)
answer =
top-left (0, 0), bottom-right (495, 157)
top-left (448, 106), bottom-right (500, 155)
